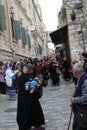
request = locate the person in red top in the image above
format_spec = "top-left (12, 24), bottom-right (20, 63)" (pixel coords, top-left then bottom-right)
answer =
top-left (34, 61), bottom-right (43, 80)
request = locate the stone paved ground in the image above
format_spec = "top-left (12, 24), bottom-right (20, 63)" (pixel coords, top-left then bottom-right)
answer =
top-left (0, 80), bottom-right (75, 130)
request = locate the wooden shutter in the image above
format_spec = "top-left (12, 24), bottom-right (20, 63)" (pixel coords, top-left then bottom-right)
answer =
top-left (0, 5), bottom-right (6, 30)
top-left (21, 27), bottom-right (27, 45)
top-left (13, 20), bottom-right (21, 40)
top-left (27, 34), bottom-right (31, 48)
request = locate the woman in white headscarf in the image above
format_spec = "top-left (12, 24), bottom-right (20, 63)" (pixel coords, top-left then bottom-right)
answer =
top-left (5, 62), bottom-right (18, 100)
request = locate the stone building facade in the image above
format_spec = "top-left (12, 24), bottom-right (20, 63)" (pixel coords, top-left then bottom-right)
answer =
top-left (58, 0), bottom-right (67, 28)
top-left (0, 0), bottom-right (48, 62)
top-left (57, 0), bottom-right (87, 60)
top-left (66, 0), bottom-right (87, 60)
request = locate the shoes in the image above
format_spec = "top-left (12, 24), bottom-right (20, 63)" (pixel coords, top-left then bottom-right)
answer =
top-left (65, 79), bottom-right (70, 81)
top-left (9, 96), bottom-right (16, 100)
top-left (56, 83), bottom-right (59, 86)
top-left (34, 126), bottom-right (45, 130)
top-left (34, 127), bottom-right (40, 130)
top-left (40, 127), bottom-right (45, 130)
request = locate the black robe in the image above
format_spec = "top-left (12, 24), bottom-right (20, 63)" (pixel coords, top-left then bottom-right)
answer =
top-left (62, 60), bottom-right (71, 80)
top-left (17, 73), bottom-right (45, 130)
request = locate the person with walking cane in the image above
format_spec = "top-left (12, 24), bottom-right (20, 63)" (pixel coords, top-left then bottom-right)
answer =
top-left (70, 62), bottom-right (87, 130)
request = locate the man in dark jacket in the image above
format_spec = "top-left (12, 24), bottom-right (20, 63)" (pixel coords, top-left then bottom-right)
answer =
top-left (71, 63), bottom-right (87, 130)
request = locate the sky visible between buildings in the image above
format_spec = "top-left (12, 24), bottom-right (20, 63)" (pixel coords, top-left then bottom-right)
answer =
top-left (39, 0), bottom-right (62, 31)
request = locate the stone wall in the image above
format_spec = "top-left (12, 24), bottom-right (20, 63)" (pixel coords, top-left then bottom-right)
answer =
top-left (66, 0), bottom-right (87, 60)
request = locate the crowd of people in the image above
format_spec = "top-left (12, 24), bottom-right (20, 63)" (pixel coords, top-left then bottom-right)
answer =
top-left (0, 52), bottom-right (87, 130)
top-left (0, 55), bottom-right (72, 97)
top-left (0, 55), bottom-right (71, 130)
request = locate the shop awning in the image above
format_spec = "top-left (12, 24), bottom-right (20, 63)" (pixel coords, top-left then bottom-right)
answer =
top-left (49, 25), bottom-right (68, 45)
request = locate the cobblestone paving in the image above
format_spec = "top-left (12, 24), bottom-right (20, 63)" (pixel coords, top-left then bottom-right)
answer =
top-left (41, 81), bottom-right (74, 130)
top-left (0, 80), bottom-right (74, 130)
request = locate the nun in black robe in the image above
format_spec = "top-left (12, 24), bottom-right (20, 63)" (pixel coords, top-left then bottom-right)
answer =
top-left (17, 65), bottom-right (45, 130)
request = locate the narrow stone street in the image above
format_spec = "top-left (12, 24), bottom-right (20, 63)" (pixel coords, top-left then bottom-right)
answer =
top-left (41, 80), bottom-right (74, 130)
top-left (0, 80), bottom-right (74, 130)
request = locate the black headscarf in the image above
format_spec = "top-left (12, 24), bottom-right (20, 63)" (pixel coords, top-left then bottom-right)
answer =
top-left (18, 65), bottom-right (31, 93)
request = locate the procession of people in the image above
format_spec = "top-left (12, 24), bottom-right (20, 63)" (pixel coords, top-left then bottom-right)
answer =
top-left (0, 52), bottom-right (87, 130)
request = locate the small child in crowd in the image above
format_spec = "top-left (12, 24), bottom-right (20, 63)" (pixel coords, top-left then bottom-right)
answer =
top-left (25, 77), bottom-right (48, 94)
top-left (25, 77), bottom-right (41, 93)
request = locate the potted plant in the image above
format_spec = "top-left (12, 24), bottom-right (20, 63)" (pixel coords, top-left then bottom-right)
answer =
top-left (61, 8), bottom-right (67, 22)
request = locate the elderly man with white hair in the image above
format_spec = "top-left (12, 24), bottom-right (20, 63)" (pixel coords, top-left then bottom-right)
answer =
top-left (71, 62), bottom-right (87, 130)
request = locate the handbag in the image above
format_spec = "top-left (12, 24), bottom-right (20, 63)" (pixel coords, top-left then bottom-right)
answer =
top-left (75, 104), bottom-right (87, 127)
top-left (36, 86), bottom-right (43, 99)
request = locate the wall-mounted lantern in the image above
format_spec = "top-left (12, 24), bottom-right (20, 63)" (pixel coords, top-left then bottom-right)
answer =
top-left (70, 10), bottom-right (76, 21)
